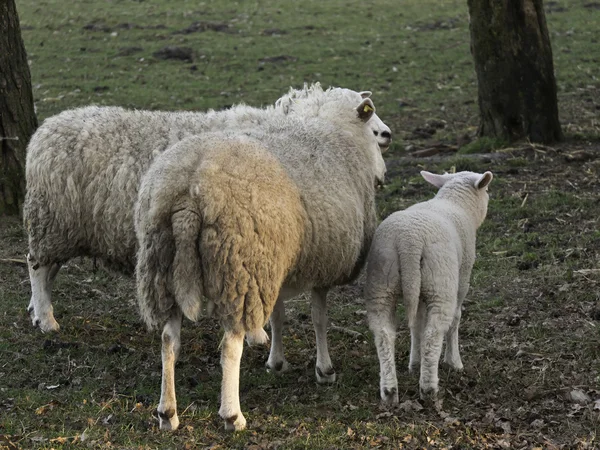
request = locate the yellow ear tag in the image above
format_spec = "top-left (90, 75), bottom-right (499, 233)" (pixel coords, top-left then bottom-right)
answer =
top-left (363, 104), bottom-right (373, 113)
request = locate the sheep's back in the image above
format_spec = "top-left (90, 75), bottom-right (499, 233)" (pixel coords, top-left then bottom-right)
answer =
top-left (23, 106), bottom-right (213, 269)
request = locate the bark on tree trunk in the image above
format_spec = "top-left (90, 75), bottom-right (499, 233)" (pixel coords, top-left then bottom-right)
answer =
top-left (0, 0), bottom-right (38, 215)
top-left (468, 0), bottom-right (563, 144)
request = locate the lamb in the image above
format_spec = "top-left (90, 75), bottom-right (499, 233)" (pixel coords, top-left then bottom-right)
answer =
top-left (134, 86), bottom-right (386, 431)
top-left (364, 170), bottom-right (493, 407)
top-left (22, 84), bottom-right (391, 334)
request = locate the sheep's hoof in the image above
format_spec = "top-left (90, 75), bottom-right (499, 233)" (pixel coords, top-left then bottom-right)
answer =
top-left (420, 387), bottom-right (441, 411)
top-left (158, 408), bottom-right (180, 431)
top-left (266, 359), bottom-right (289, 375)
top-left (380, 386), bottom-right (399, 406)
top-left (316, 366), bottom-right (337, 384)
top-left (443, 357), bottom-right (464, 371)
top-left (32, 315), bottom-right (60, 333)
top-left (223, 413), bottom-right (246, 432)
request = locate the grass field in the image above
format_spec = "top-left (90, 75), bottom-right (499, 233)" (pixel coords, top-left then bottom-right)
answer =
top-left (1, 0), bottom-right (599, 448)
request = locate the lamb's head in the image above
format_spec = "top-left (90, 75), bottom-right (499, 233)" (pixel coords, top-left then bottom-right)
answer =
top-left (421, 170), bottom-right (494, 227)
top-left (276, 83), bottom-right (390, 187)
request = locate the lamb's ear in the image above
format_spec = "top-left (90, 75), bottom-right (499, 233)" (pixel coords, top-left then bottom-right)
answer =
top-left (357, 98), bottom-right (375, 122)
top-left (475, 171), bottom-right (493, 190)
top-left (359, 91), bottom-right (372, 99)
top-left (420, 170), bottom-right (449, 189)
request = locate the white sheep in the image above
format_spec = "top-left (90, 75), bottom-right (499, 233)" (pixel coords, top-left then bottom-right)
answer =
top-left (364, 170), bottom-right (493, 407)
top-left (22, 85), bottom-right (392, 335)
top-left (134, 86), bottom-right (386, 431)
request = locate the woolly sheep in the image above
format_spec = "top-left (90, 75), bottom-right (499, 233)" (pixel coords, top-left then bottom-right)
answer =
top-left (22, 84), bottom-right (392, 334)
top-left (134, 86), bottom-right (386, 431)
top-left (364, 170), bottom-right (493, 407)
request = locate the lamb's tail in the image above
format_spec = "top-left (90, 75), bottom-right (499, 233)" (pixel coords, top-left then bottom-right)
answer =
top-left (399, 248), bottom-right (422, 329)
top-left (136, 200), bottom-right (205, 330)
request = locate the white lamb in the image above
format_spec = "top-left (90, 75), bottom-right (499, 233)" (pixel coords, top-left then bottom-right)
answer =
top-left (364, 170), bottom-right (493, 407)
top-left (23, 84), bottom-right (391, 336)
top-left (134, 86), bottom-right (386, 431)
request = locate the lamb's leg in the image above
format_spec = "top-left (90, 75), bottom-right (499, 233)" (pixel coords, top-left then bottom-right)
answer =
top-left (420, 300), bottom-right (454, 407)
top-left (311, 288), bottom-right (336, 383)
top-left (408, 304), bottom-right (426, 373)
top-left (27, 254), bottom-right (61, 333)
top-left (157, 308), bottom-right (183, 431)
top-left (219, 330), bottom-right (246, 431)
top-left (444, 281), bottom-right (468, 371)
top-left (366, 289), bottom-right (399, 405)
top-left (266, 295), bottom-right (289, 374)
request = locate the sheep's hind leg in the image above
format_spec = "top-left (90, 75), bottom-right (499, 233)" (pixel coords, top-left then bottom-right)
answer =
top-left (409, 304), bottom-right (426, 373)
top-left (367, 293), bottom-right (399, 405)
top-left (158, 308), bottom-right (183, 431)
top-left (444, 283), bottom-right (467, 371)
top-left (419, 301), bottom-right (454, 409)
top-left (27, 254), bottom-right (61, 333)
top-left (219, 330), bottom-right (246, 431)
top-left (311, 288), bottom-right (336, 384)
top-left (266, 295), bottom-right (289, 374)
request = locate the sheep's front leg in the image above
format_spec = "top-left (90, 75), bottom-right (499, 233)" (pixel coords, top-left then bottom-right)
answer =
top-left (367, 293), bottom-right (399, 405)
top-left (27, 254), bottom-right (61, 333)
top-left (158, 308), bottom-right (182, 431)
top-left (409, 304), bottom-right (426, 373)
top-left (219, 330), bottom-right (246, 431)
top-left (266, 295), bottom-right (289, 374)
top-left (420, 301), bottom-right (454, 407)
top-left (311, 288), bottom-right (336, 383)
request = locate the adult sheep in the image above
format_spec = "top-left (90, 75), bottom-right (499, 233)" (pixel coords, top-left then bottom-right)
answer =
top-left (23, 84), bottom-right (392, 334)
top-left (134, 86), bottom-right (386, 431)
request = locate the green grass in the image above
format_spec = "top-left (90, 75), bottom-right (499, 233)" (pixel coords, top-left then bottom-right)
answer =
top-left (1, 0), bottom-right (600, 448)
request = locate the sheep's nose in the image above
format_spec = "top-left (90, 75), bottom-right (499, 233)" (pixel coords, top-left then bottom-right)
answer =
top-left (381, 130), bottom-right (392, 140)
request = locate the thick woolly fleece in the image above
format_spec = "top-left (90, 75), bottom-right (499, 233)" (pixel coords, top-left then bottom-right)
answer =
top-left (135, 86), bottom-right (384, 333)
top-left (364, 170), bottom-right (493, 406)
top-left (23, 104), bottom-right (282, 272)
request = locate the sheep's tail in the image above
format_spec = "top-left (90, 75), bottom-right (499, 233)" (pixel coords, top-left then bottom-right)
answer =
top-left (136, 202), bottom-right (205, 330)
top-left (400, 249), bottom-right (422, 329)
top-left (169, 208), bottom-right (205, 322)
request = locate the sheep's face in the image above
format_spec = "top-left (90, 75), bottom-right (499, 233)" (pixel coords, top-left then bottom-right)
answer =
top-left (277, 83), bottom-right (390, 188)
top-left (358, 91), bottom-right (392, 154)
top-left (421, 170), bottom-right (494, 226)
top-left (355, 97), bottom-right (387, 188)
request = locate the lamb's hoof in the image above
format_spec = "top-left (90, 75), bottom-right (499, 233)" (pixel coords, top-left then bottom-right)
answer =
top-left (246, 328), bottom-right (269, 346)
top-left (408, 363), bottom-right (420, 375)
top-left (380, 386), bottom-right (399, 406)
top-left (420, 387), bottom-right (441, 411)
top-left (32, 315), bottom-right (60, 333)
top-left (158, 408), bottom-right (180, 431)
top-left (266, 359), bottom-right (289, 375)
top-left (444, 358), bottom-right (464, 371)
top-left (316, 366), bottom-right (337, 384)
top-left (223, 413), bottom-right (246, 432)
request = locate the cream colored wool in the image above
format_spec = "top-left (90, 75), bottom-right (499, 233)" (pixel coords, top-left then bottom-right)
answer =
top-left (22, 84), bottom-right (391, 333)
top-left (134, 86), bottom-right (386, 431)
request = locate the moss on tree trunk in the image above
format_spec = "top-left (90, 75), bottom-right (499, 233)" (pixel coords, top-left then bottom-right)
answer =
top-left (0, 0), bottom-right (38, 215)
top-left (468, 0), bottom-right (563, 144)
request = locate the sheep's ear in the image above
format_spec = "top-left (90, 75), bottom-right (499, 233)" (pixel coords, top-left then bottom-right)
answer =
top-left (357, 98), bottom-right (375, 122)
top-left (475, 171), bottom-right (493, 190)
top-left (359, 91), bottom-right (372, 99)
top-left (420, 170), bottom-right (449, 188)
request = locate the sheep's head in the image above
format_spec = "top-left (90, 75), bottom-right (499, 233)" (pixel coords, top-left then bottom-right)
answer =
top-left (421, 170), bottom-right (494, 226)
top-left (276, 83), bottom-right (390, 188)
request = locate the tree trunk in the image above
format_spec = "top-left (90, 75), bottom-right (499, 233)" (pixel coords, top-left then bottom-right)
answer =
top-left (0, 0), bottom-right (38, 215)
top-left (468, 0), bottom-right (563, 144)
